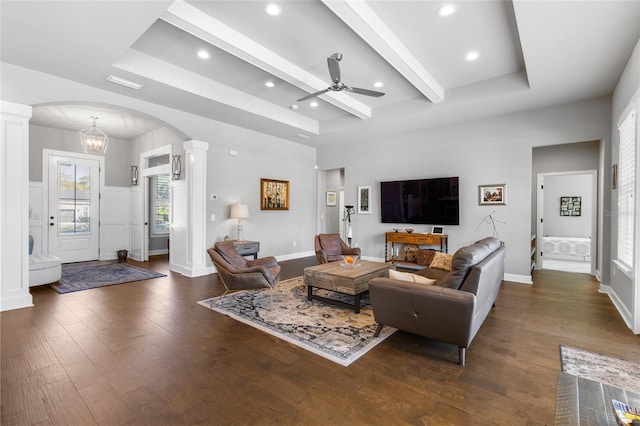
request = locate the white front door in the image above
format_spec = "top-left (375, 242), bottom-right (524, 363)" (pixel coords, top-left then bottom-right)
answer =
top-left (47, 154), bottom-right (100, 263)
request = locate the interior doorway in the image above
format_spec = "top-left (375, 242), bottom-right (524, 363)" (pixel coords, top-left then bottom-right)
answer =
top-left (536, 170), bottom-right (597, 275)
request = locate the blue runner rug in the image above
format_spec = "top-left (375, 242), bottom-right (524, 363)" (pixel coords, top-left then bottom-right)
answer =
top-left (51, 260), bottom-right (166, 294)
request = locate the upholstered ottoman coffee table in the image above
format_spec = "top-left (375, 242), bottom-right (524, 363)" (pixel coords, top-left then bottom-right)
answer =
top-left (303, 260), bottom-right (394, 313)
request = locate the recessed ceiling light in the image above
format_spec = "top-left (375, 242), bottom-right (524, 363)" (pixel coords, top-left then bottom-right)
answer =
top-left (265, 81), bottom-right (275, 88)
top-left (309, 101), bottom-right (318, 108)
top-left (197, 49), bottom-right (210, 60)
top-left (264, 3), bottom-right (282, 16)
top-left (438, 4), bottom-right (457, 17)
top-left (373, 81), bottom-right (384, 88)
top-left (465, 51), bottom-right (479, 61)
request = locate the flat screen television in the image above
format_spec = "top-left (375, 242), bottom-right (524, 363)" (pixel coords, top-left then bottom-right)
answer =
top-left (380, 177), bottom-right (459, 225)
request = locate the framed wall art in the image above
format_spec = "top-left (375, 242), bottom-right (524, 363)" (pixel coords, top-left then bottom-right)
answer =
top-left (560, 196), bottom-right (581, 216)
top-left (357, 185), bottom-right (371, 214)
top-left (260, 178), bottom-right (289, 210)
top-left (479, 184), bottom-right (506, 205)
top-left (326, 191), bottom-right (337, 206)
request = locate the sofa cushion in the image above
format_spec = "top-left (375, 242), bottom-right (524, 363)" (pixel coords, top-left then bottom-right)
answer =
top-left (438, 243), bottom-right (492, 290)
top-left (389, 269), bottom-right (436, 285)
top-left (429, 252), bottom-right (453, 271)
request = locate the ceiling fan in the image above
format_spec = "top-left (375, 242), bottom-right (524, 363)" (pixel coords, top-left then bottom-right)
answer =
top-left (297, 53), bottom-right (385, 102)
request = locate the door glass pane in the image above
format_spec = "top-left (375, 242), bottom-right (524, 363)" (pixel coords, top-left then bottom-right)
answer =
top-left (58, 162), bottom-right (91, 234)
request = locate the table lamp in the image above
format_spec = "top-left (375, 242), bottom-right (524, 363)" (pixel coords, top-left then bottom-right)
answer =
top-left (230, 203), bottom-right (249, 241)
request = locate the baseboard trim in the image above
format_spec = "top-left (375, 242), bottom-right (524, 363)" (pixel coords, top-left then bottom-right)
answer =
top-left (0, 293), bottom-right (34, 312)
top-left (504, 273), bottom-right (532, 284)
top-left (275, 251), bottom-right (315, 262)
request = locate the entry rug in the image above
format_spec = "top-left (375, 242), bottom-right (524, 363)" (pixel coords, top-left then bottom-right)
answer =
top-left (560, 345), bottom-right (640, 394)
top-left (51, 260), bottom-right (166, 294)
top-left (198, 277), bottom-right (396, 366)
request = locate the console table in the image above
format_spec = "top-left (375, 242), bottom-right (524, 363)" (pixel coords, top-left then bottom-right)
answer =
top-left (233, 240), bottom-right (259, 259)
top-left (385, 232), bottom-right (448, 268)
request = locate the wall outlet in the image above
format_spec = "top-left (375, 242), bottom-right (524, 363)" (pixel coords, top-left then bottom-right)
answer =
top-left (210, 214), bottom-right (215, 221)
top-left (292, 240), bottom-right (297, 247)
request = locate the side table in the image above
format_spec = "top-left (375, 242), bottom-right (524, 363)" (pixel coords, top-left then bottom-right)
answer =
top-left (233, 240), bottom-right (260, 259)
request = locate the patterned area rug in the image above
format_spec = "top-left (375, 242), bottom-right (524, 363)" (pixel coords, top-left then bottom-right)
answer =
top-left (51, 260), bottom-right (166, 294)
top-left (560, 345), bottom-right (640, 394)
top-left (198, 277), bottom-right (396, 366)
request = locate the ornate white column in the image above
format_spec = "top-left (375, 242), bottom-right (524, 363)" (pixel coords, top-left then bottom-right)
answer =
top-left (1, 101), bottom-right (34, 311)
top-left (170, 139), bottom-right (209, 277)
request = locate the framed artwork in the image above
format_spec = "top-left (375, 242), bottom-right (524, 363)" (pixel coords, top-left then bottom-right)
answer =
top-left (560, 196), bottom-right (581, 216)
top-left (431, 226), bottom-right (445, 235)
top-left (357, 185), bottom-right (371, 214)
top-left (326, 191), bottom-right (337, 206)
top-left (260, 178), bottom-right (289, 210)
top-left (479, 184), bottom-right (506, 205)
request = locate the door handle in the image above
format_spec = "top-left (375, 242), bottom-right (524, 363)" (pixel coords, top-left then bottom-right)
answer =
top-left (50, 223), bottom-right (55, 226)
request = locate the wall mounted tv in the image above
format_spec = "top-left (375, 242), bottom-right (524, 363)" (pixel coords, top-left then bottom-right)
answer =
top-left (380, 177), bottom-right (459, 225)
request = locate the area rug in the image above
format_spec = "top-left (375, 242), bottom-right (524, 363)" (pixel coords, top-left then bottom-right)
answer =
top-left (197, 277), bottom-right (396, 366)
top-left (560, 345), bottom-right (640, 394)
top-left (51, 260), bottom-right (166, 294)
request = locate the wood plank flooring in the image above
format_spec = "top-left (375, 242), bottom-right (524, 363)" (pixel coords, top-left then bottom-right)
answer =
top-left (2, 256), bottom-right (639, 425)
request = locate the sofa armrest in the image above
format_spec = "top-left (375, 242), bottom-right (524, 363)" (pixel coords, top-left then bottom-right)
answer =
top-left (368, 277), bottom-right (475, 347)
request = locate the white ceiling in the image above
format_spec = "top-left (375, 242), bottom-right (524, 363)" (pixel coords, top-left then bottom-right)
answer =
top-left (1, 0), bottom-right (639, 146)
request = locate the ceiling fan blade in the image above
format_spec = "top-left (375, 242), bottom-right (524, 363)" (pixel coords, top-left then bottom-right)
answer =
top-left (327, 57), bottom-right (341, 84)
top-left (344, 86), bottom-right (385, 97)
top-left (297, 88), bottom-right (330, 102)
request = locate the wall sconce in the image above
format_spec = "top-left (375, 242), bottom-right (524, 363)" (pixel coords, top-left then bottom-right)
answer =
top-left (172, 155), bottom-right (182, 180)
top-left (130, 166), bottom-right (138, 186)
top-left (230, 203), bottom-right (249, 241)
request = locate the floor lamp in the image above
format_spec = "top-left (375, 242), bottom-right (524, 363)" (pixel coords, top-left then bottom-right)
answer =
top-left (343, 205), bottom-right (355, 247)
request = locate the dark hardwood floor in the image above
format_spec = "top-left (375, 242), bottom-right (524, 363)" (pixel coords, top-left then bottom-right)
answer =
top-left (2, 256), bottom-right (638, 425)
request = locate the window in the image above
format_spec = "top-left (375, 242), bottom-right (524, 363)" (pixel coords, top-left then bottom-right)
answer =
top-left (617, 110), bottom-right (636, 271)
top-left (151, 174), bottom-right (170, 236)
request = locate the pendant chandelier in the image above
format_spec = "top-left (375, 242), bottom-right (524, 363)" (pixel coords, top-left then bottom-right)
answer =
top-left (79, 116), bottom-right (109, 155)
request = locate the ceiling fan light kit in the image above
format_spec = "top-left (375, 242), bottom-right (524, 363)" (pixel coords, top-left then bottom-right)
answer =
top-left (297, 53), bottom-right (386, 102)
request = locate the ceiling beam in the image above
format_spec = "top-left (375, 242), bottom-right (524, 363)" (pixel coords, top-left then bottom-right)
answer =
top-left (113, 50), bottom-right (320, 135)
top-left (322, 0), bottom-right (444, 103)
top-left (161, 0), bottom-right (372, 119)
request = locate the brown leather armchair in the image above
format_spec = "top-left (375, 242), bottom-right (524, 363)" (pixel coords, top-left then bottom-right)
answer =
top-left (207, 241), bottom-right (281, 304)
top-left (314, 233), bottom-right (361, 264)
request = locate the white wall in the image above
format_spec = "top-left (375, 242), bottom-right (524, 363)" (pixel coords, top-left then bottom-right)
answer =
top-left (542, 174), bottom-right (593, 238)
top-left (317, 97), bottom-right (612, 282)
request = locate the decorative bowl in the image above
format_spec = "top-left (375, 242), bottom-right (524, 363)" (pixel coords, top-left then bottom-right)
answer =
top-left (405, 228), bottom-right (414, 233)
top-left (341, 255), bottom-right (360, 268)
top-left (392, 228), bottom-right (401, 232)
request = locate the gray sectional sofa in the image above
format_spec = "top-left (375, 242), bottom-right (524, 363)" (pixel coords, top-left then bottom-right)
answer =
top-left (368, 237), bottom-right (505, 365)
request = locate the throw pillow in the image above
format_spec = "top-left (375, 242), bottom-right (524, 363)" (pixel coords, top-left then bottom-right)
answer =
top-left (416, 249), bottom-right (436, 266)
top-left (389, 269), bottom-right (436, 285)
top-left (430, 252), bottom-right (453, 271)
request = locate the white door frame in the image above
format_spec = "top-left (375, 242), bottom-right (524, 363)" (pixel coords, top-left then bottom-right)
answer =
top-left (42, 149), bottom-right (104, 261)
top-left (136, 145), bottom-right (172, 262)
top-left (536, 169), bottom-right (598, 276)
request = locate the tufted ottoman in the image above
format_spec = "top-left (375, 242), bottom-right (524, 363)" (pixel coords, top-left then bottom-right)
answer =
top-left (29, 254), bottom-right (62, 287)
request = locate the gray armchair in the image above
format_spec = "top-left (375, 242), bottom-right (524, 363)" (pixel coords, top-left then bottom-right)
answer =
top-left (207, 241), bottom-right (281, 304)
top-left (314, 233), bottom-right (361, 264)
